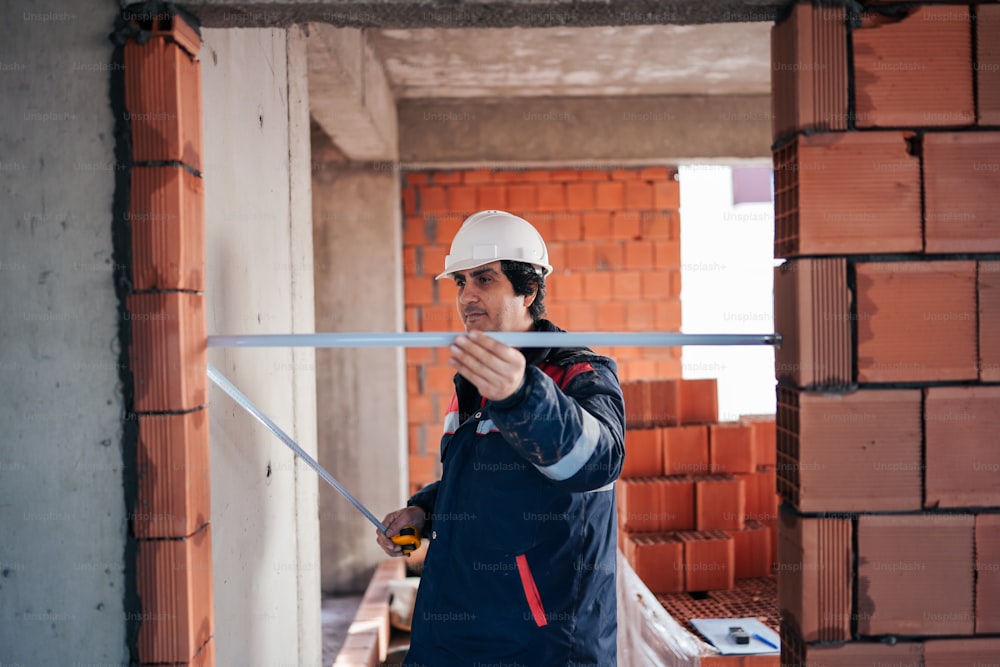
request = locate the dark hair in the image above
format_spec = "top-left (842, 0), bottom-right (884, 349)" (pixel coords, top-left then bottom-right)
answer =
top-left (501, 260), bottom-right (546, 322)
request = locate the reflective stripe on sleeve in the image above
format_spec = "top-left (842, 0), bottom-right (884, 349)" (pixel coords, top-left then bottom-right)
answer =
top-left (532, 408), bottom-right (602, 482)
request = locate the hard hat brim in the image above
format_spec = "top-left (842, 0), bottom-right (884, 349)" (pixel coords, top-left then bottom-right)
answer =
top-left (434, 257), bottom-right (553, 281)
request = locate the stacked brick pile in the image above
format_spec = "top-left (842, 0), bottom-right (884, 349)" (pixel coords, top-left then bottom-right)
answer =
top-left (772, 3), bottom-right (1000, 664)
top-left (617, 378), bottom-right (779, 595)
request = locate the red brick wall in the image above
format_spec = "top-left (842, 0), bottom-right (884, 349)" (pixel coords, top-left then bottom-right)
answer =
top-left (401, 167), bottom-right (683, 494)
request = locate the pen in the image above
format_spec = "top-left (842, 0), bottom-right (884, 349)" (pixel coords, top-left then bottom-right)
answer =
top-left (753, 633), bottom-right (779, 650)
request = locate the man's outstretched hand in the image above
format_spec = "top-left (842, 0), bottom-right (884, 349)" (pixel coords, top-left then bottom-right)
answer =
top-left (448, 331), bottom-right (526, 402)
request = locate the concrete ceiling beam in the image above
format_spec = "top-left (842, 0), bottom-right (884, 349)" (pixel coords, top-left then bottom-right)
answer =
top-left (306, 24), bottom-right (398, 160)
top-left (181, 1), bottom-right (784, 29)
top-left (397, 94), bottom-right (773, 167)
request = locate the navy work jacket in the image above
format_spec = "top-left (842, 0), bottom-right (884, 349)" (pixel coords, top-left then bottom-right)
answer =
top-left (403, 319), bottom-right (626, 667)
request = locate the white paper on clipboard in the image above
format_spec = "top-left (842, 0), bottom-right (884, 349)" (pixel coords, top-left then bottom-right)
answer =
top-left (688, 617), bottom-right (780, 655)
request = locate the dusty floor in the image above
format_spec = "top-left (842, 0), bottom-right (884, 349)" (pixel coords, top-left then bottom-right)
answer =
top-left (321, 594), bottom-right (362, 665)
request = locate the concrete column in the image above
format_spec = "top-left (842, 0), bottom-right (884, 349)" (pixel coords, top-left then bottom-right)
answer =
top-left (312, 158), bottom-right (407, 593)
top-left (0, 1), bottom-right (127, 663)
top-left (202, 26), bottom-right (321, 666)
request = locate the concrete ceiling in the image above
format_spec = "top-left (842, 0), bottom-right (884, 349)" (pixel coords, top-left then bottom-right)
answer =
top-left (368, 23), bottom-right (772, 98)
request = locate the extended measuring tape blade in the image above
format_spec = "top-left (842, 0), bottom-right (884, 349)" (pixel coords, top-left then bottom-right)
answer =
top-left (207, 364), bottom-right (389, 534)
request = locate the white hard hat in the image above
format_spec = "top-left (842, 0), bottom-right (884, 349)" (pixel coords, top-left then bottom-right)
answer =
top-left (435, 210), bottom-right (553, 280)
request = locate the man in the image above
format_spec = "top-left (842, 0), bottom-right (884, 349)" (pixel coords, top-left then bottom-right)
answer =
top-left (377, 210), bottom-right (626, 667)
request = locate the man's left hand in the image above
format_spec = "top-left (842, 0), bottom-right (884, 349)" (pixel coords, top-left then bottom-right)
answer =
top-left (448, 331), bottom-right (526, 402)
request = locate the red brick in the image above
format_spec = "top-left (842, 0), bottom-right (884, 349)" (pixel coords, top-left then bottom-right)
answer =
top-left (623, 241), bottom-right (654, 270)
top-left (924, 132), bottom-right (1000, 252)
top-left (620, 427), bottom-right (662, 478)
top-left (401, 187), bottom-right (417, 216)
top-left (662, 425), bottom-right (710, 475)
top-left (462, 169), bottom-right (493, 184)
top-left (593, 241), bottom-right (623, 271)
top-left (640, 272), bottom-right (672, 300)
top-left (737, 469), bottom-right (778, 523)
top-left (611, 168), bottom-right (641, 181)
top-left (653, 180), bottom-right (680, 210)
top-left (624, 302), bottom-right (654, 333)
top-left (405, 172), bottom-right (429, 186)
top-left (425, 365), bottom-right (455, 395)
top-left (433, 214), bottom-right (464, 246)
top-left (405, 347), bottom-right (434, 367)
top-left (124, 38), bottom-right (202, 170)
top-left (549, 212), bottom-right (581, 242)
top-left (577, 169), bottom-right (610, 181)
top-left (135, 410), bottom-right (209, 539)
top-left (609, 211), bottom-right (640, 240)
top-left (777, 508), bottom-right (852, 642)
top-left (436, 277), bottom-right (458, 306)
top-left (565, 182), bottom-right (595, 211)
top-left (709, 423), bottom-right (755, 474)
top-left (535, 183), bottom-right (566, 212)
top-left (773, 132), bottom-right (921, 258)
top-left (506, 184), bottom-right (537, 210)
top-left (669, 271), bottom-right (682, 298)
top-left (127, 292), bottom-right (206, 412)
top-left (582, 272), bottom-right (612, 301)
top-left (520, 169), bottom-right (551, 183)
top-left (925, 638), bottom-right (1000, 666)
top-left (421, 245), bottom-right (448, 277)
top-left (409, 454), bottom-right (439, 487)
top-left (564, 243), bottom-right (596, 272)
top-left (491, 170), bottom-right (524, 183)
top-left (977, 514), bottom-right (1000, 633)
top-left (627, 534), bottom-right (684, 594)
top-left (594, 181), bottom-right (624, 210)
top-left (640, 211), bottom-right (673, 240)
top-left (925, 386), bottom-right (1000, 508)
top-left (137, 525), bottom-right (213, 662)
top-left (418, 186), bottom-right (447, 214)
top-left (404, 276), bottom-right (434, 306)
top-left (611, 271), bottom-right (641, 300)
top-left (857, 514), bottom-right (975, 636)
top-left (548, 272), bottom-right (584, 302)
top-left (739, 415), bottom-right (776, 468)
top-left (653, 240), bottom-right (680, 268)
top-left (403, 216), bottom-right (427, 246)
top-left (770, 3), bottom-right (848, 142)
top-left (854, 6), bottom-right (973, 128)
top-left (679, 379), bottom-right (718, 425)
top-left (431, 171), bottom-right (462, 184)
top-left (773, 258), bottom-right (852, 388)
top-left (981, 262), bottom-right (1000, 381)
top-left (726, 520), bottom-right (771, 580)
top-left (776, 387), bottom-right (922, 513)
top-left (404, 305), bottom-right (420, 332)
top-left (980, 5), bottom-right (1000, 125)
top-left (582, 211), bottom-right (613, 240)
top-left (403, 247), bottom-right (418, 277)
top-left (447, 185), bottom-right (477, 212)
top-left (406, 365), bottom-right (420, 396)
top-left (476, 185), bottom-right (507, 210)
top-left (617, 477), bottom-right (660, 532)
top-left (795, 641), bottom-right (923, 667)
top-left (624, 181), bottom-right (653, 209)
top-left (653, 301), bottom-right (682, 330)
top-left (567, 304), bottom-right (597, 331)
top-left (129, 166), bottom-right (204, 291)
top-left (695, 474), bottom-right (745, 531)
top-left (679, 530), bottom-right (735, 592)
top-left (856, 260), bottom-right (978, 382)
top-left (191, 637), bottom-right (214, 667)
top-left (596, 302), bottom-right (627, 330)
top-left (407, 394), bottom-right (435, 425)
top-left (421, 305), bottom-right (454, 331)
top-left (549, 169), bottom-right (579, 182)
top-left (639, 167), bottom-right (671, 182)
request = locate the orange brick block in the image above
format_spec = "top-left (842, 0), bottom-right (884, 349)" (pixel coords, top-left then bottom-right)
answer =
top-left (695, 475), bottom-right (745, 531)
top-left (535, 183), bottom-right (566, 211)
top-left (925, 638), bottom-right (1000, 666)
top-left (617, 477), bottom-right (661, 533)
top-left (594, 181), bottom-right (624, 210)
top-left (610, 211), bottom-right (641, 240)
top-left (506, 184), bottom-right (537, 210)
top-left (624, 181), bottom-right (653, 209)
top-left (679, 379), bottom-right (718, 425)
top-left (447, 185), bottom-right (477, 212)
top-left (980, 5), bottom-right (1000, 125)
top-left (124, 38), bottom-right (203, 170)
top-left (431, 171), bottom-right (462, 184)
top-left (628, 534), bottom-right (684, 594)
top-left (740, 414), bottom-right (776, 468)
top-left (856, 260), bottom-right (978, 382)
top-left (582, 211), bottom-right (613, 240)
top-left (476, 184), bottom-right (507, 209)
top-left (418, 186), bottom-right (447, 213)
top-left (136, 410), bottom-right (210, 539)
top-left (127, 292), bottom-right (206, 412)
top-left (925, 386), bottom-right (1000, 508)
top-left (726, 520), bottom-right (772, 579)
top-left (621, 427), bottom-right (662, 478)
top-left (137, 525), bottom-right (213, 662)
top-left (653, 180), bottom-right (680, 209)
top-left (662, 425), bottom-right (710, 475)
top-left (709, 423), bottom-right (755, 474)
top-left (565, 182), bottom-right (595, 211)
top-left (679, 530), bottom-right (734, 592)
top-left (853, 6), bottom-right (973, 128)
top-left (924, 133), bottom-right (1000, 252)
top-left (130, 166), bottom-right (204, 291)
top-left (981, 262), bottom-right (1000, 382)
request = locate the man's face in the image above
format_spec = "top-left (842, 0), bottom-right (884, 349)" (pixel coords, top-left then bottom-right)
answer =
top-left (452, 261), bottom-right (534, 333)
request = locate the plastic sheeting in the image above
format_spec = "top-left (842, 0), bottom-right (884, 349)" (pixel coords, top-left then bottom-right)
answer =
top-left (617, 550), bottom-right (710, 667)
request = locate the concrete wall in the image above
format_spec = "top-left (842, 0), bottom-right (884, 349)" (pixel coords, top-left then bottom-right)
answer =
top-left (202, 26), bottom-right (321, 666)
top-left (0, 1), bottom-right (130, 664)
top-left (312, 160), bottom-right (408, 593)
